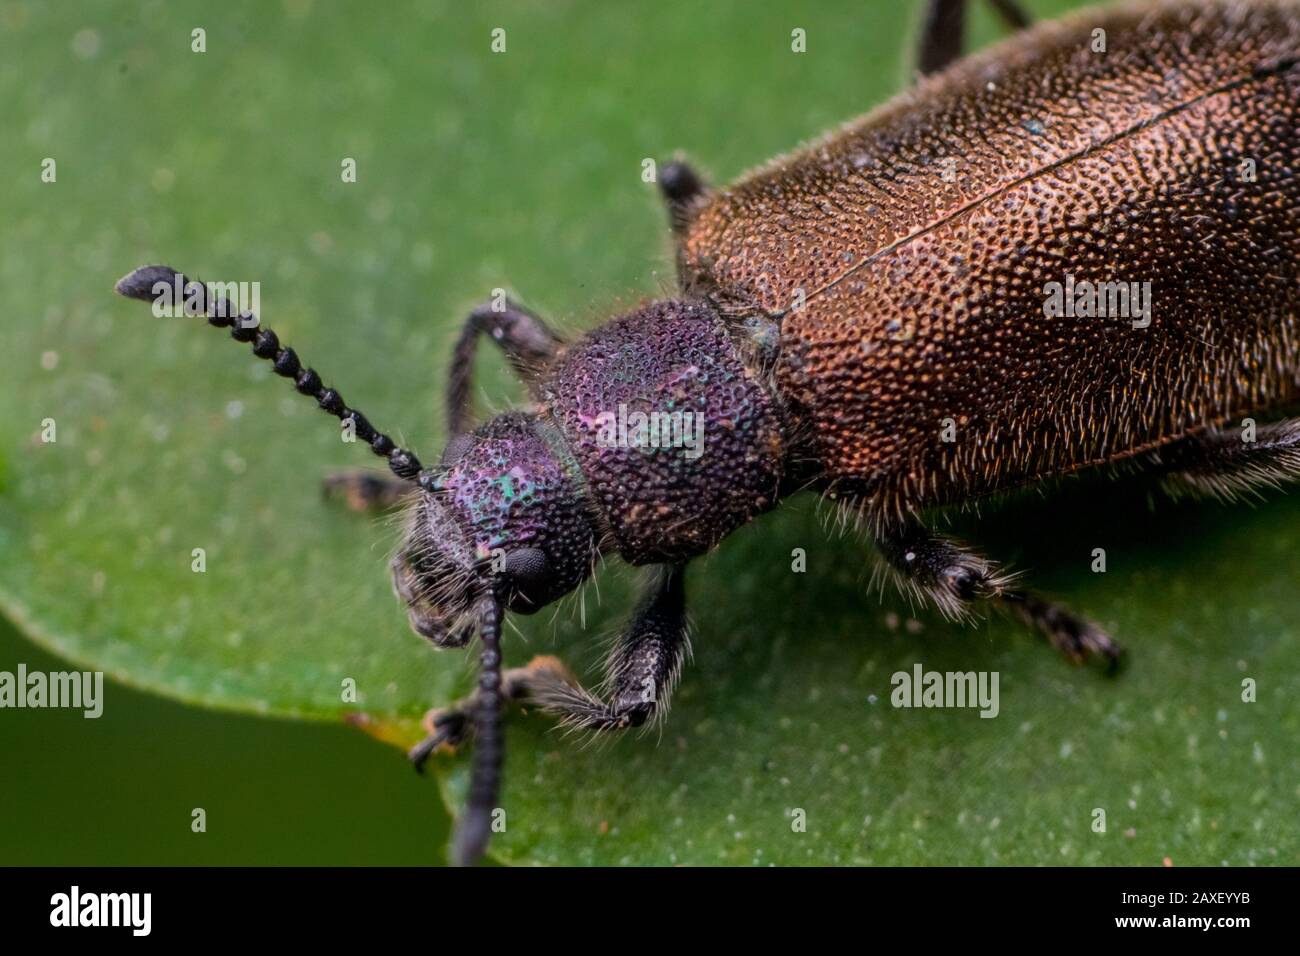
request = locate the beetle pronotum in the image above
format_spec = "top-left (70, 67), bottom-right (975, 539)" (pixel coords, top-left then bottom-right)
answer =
top-left (117, 0), bottom-right (1300, 863)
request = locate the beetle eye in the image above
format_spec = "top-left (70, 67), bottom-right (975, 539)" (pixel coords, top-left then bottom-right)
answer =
top-left (440, 433), bottom-right (476, 467)
top-left (503, 547), bottom-right (550, 586)
top-left (501, 547), bottom-right (553, 611)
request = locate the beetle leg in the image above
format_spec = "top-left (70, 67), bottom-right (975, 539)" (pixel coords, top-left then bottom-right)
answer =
top-left (873, 518), bottom-right (1014, 618)
top-left (917, 0), bottom-right (1033, 76)
top-left (872, 517), bottom-right (1121, 668)
top-left (322, 299), bottom-right (562, 503)
top-left (1152, 418), bottom-right (1300, 503)
top-left (917, 0), bottom-right (966, 75)
top-left (659, 159), bottom-right (712, 238)
top-left (528, 564), bottom-right (690, 732)
top-left (446, 297), bottom-right (565, 438)
top-left (987, 0), bottom-right (1032, 31)
top-left (408, 566), bottom-right (689, 768)
top-left (408, 655), bottom-right (577, 771)
top-left (446, 566), bottom-right (690, 741)
top-left (321, 469), bottom-right (414, 512)
top-left (1000, 589), bottom-right (1121, 669)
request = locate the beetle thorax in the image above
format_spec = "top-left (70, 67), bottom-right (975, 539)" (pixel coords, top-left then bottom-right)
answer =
top-left (542, 299), bottom-right (787, 565)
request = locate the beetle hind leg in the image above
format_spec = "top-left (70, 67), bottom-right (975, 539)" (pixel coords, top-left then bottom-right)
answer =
top-left (870, 514), bottom-right (1121, 669)
top-left (1153, 418), bottom-right (1300, 503)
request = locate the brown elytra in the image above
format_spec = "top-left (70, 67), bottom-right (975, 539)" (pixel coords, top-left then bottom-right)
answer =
top-left (681, 0), bottom-right (1300, 520)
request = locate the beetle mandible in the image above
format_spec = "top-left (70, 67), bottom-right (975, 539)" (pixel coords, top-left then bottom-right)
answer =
top-left (116, 0), bottom-right (1300, 864)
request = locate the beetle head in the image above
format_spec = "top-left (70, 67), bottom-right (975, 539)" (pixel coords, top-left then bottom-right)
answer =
top-left (392, 411), bottom-right (600, 646)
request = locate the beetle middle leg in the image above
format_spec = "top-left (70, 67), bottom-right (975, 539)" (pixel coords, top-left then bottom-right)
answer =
top-left (871, 516), bottom-right (1121, 667)
top-left (659, 159), bottom-right (711, 238)
top-left (917, 0), bottom-right (1033, 75)
top-left (659, 159), bottom-right (719, 290)
top-left (321, 469), bottom-right (413, 512)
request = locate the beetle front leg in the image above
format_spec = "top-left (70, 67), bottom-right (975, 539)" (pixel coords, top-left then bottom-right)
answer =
top-left (321, 301), bottom-right (563, 509)
top-left (531, 564), bottom-right (690, 732)
top-left (916, 0), bottom-right (1033, 75)
top-left (408, 655), bottom-right (577, 771)
top-left (408, 566), bottom-right (689, 770)
top-left (446, 298), bottom-right (565, 438)
top-left (871, 517), bottom-right (1121, 668)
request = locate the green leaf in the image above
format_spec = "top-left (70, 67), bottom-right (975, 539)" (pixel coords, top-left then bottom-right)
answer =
top-left (2, 0), bottom-right (1296, 866)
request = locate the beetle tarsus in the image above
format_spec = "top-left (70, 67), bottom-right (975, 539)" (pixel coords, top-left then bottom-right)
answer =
top-left (870, 514), bottom-right (1121, 668)
top-left (1002, 590), bottom-right (1124, 672)
top-left (323, 469), bottom-right (413, 512)
top-left (408, 721), bottom-right (459, 774)
top-left (407, 656), bottom-right (581, 773)
top-left (407, 570), bottom-right (690, 747)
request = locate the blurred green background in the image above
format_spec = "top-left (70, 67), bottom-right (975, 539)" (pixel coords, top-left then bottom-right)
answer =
top-left (1, 0), bottom-right (1296, 865)
top-left (0, 613), bottom-right (448, 864)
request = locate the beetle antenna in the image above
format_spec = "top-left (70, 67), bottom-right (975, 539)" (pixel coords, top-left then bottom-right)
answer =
top-left (451, 591), bottom-right (505, 866)
top-left (115, 265), bottom-right (431, 487)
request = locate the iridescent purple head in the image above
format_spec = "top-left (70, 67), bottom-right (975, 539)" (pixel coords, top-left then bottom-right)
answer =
top-left (391, 412), bottom-right (600, 646)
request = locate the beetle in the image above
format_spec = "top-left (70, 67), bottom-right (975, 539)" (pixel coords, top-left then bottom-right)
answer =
top-left (116, 0), bottom-right (1300, 864)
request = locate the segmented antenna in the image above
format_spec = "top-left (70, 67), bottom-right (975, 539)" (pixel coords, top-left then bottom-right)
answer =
top-left (115, 265), bottom-right (429, 487)
top-left (119, 264), bottom-right (506, 865)
top-left (451, 592), bottom-right (504, 866)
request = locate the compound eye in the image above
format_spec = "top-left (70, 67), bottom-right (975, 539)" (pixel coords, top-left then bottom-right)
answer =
top-left (502, 547), bottom-right (551, 608)
top-left (503, 547), bottom-right (549, 584)
top-left (440, 433), bottom-right (476, 467)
